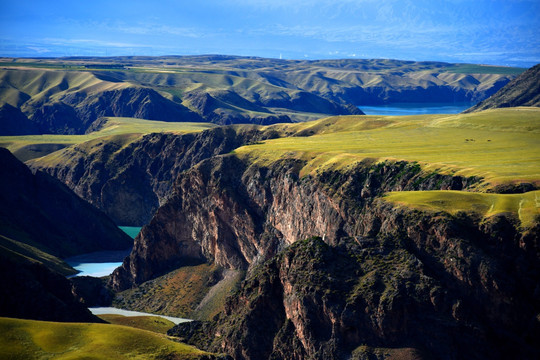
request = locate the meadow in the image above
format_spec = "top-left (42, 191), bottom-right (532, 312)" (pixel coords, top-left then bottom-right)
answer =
top-left (383, 190), bottom-right (540, 228)
top-left (0, 317), bottom-right (209, 360)
top-left (235, 107), bottom-right (540, 188)
top-left (234, 107), bottom-right (540, 227)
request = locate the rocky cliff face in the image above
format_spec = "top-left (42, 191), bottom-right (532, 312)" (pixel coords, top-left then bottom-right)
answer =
top-left (64, 87), bottom-right (203, 130)
top-left (173, 227), bottom-right (539, 360)
top-left (464, 63), bottom-right (540, 112)
top-left (111, 154), bottom-right (538, 359)
top-left (30, 126), bottom-right (280, 225)
top-left (110, 156), bottom-right (480, 289)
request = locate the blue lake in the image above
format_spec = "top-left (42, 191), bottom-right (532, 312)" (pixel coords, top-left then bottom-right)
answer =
top-left (66, 226), bottom-right (141, 277)
top-left (359, 103), bottom-right (474, 116)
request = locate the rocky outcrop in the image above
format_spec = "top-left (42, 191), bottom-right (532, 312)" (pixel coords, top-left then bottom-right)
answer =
top-left (30, 126), bottom-right (280, 225)
top-left (255, 89), bottom-right (364, 115)
top-left (110, 156), bottom-right (480, 290)
top-left (171, 227), bottom-right (539, 360)
top-left (0, 147), bottom-right (132, 258)
top-left (70, 276), bottom-right (114, 307)
top-left (29, 101), bottom-right (85, 134)
top-left (464, 63), bottom-right (540, 112)
top-left (183, 90), bottom-right (292, 125)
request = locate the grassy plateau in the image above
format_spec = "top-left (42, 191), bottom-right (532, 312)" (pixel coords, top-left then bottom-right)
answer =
top-left (235, 107), bottom-right (540, 187)
top-left (234, 107), bottom-right (540, 227)
top-left (0, 117), bottom-right (215, 161)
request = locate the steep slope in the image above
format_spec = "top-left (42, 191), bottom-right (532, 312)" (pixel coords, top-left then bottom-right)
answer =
top-left (0, 69), bottom-right (203, 134)
top-left (0, 248), bottom-right (101, 323)
top-left (105, 108), bottom-right (539, 359)
top-left (182, 90), bottom-right (293, 125)
top-left (28, 126), bottom-right (280, 225)
top-left (110, 156), bottom-right (480, 289)
top-left (0, 103), bottom-right (39, 135)
top-left (171, 229), bottom-right (539, 360)
top-left (0, 147), bottom-right (132, 258)
top-left (464, 63), bottom-right (540, 112)
top-left (113, 155), bottom-right (539, 359)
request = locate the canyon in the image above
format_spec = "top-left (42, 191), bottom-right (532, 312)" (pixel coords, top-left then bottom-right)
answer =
top-left (1, 57), bottom-right (538, 360)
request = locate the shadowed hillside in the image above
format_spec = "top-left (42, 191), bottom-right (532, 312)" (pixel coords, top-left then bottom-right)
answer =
top-left (464, 63), bottom-right (540, 112)
top-left (0, 147), bottom-right (132, 258)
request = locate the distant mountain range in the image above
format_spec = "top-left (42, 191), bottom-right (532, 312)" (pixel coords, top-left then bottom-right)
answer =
top-left (0, 56), bottom-right (523, 135)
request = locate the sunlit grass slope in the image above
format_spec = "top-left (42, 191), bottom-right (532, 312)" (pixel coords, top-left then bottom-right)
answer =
top-left (235, 107), bottom-right (540, 187)
top-left (0, 117), bottom-right (215, 161)
top-left (383, 190), bottom-right (540, 228)
top-left (0, 317), bottom-right (210, 360)
top-left (98, 314), bottom-right (175, 335)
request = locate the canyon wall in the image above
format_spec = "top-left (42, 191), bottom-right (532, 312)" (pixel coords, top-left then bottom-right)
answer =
top-left (109, 154), bottom-right (539, 359)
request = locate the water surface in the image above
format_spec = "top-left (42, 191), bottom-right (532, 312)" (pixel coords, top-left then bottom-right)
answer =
top-left (65, 226), bottom-right (140, 277)
top-left (359, 103), bottom-right (474, 116)
top-left (119, 226), bottom-right (142, 239)
top-left (89, 307), bottom-right (191, 325)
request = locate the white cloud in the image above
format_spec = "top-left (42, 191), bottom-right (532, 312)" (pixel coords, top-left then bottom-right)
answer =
top-left (43, 38), bottom-right (150, 49)
top-left (117, 24), bottom-right (202, 38)
top-left (27, 46), bottom-right (52, 54)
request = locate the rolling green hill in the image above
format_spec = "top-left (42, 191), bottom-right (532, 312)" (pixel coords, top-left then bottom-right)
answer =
top-left (0, 317), bottom-right (213, 360)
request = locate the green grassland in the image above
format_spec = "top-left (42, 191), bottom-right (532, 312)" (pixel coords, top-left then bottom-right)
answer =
top-left (0, 317), bottom-right (210, 360)
top-left (383, 190), bottom-right (540, 228)
top-left (235, 107), bottom-right (540, 188)
top-left (0, 117), bottom-right (215, 161)
top-left (444, 63), bottom-right (526, 75)
top-left (234, 107), bottom-right (540, 226)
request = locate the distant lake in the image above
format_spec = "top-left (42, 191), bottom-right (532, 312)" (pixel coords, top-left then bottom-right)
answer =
top-left (359, 103), bottom-right (474, 116)
top-left (89, 307), bottom-right (191, 325)
top-left (65, 226), bottom-right (141, 277)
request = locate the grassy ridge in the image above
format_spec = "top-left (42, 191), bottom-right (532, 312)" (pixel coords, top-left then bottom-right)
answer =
top-left (0, 317), bottom-right (209, 360)
top-left (0, 117), bottom-right (215, 161)
top-left (383, 190), bottom-right (540, 228)
top-left (235, 108), bottom-right (540, 187)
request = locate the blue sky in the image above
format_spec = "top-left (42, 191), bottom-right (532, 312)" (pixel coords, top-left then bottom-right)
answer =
top-left (1, 0), bottom-right (538, 67)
